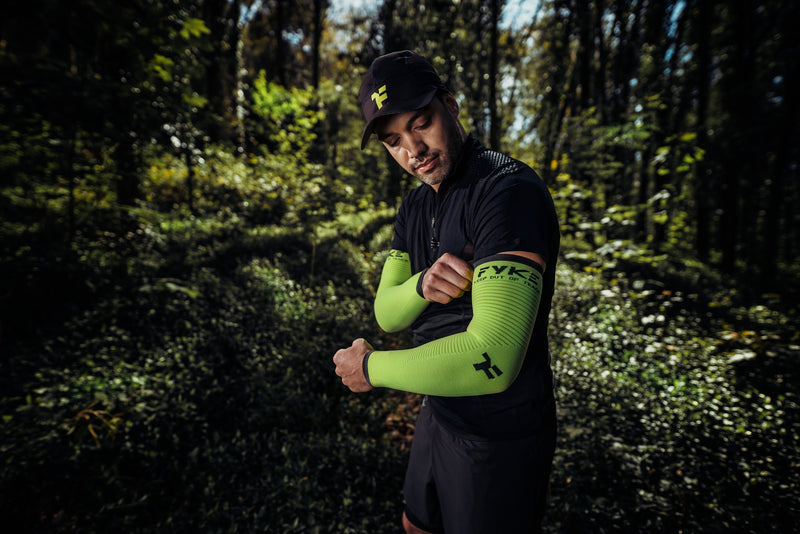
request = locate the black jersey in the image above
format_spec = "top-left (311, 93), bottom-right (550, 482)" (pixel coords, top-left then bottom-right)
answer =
top-left (392, 136), bottom-right (560, 438)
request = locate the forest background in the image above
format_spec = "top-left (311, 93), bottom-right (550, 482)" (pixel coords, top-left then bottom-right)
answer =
top-left (1, 0), bottom-right (798, 532)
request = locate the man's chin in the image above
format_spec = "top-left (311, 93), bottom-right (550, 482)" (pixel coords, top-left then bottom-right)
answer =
top-left (415, 165), bottom-right (450, 186)
top-left (417, 174), bottom-right (445, 187)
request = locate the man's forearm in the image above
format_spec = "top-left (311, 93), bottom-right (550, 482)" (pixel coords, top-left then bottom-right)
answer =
top-left (366, 254), bottom-right (543, 396)
top-left (374, 250), bottom-right (429, 332)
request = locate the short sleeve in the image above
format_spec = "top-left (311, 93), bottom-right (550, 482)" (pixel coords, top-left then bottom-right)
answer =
top-left (471, 170), bottom-right (557, 264)
top-left (391, 197), bottom-right (409, 252)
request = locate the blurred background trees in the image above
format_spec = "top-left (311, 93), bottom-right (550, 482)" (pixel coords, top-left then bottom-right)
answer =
top-left (1, 1), bottom-right (799, 531)
top-left (2, 0), bottom-right (797, 293)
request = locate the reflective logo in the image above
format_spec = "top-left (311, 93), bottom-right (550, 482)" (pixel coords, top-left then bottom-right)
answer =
top-left (473, 352), bottom-right (503, 379)
top-left (371, 85), bottom-right (388, 110)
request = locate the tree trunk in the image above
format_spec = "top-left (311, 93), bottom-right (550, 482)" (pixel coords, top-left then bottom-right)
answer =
top-left (116, 130), bottom-right (140, 206)
top-left (635, 147), bottom-right (650, 244)
top-left (275, 0), bottom-right (288, 86)
top-left (575, 0), bottom-right (592, 112)
top-left (185, 146), bottom-right (195, 215)
top-left (720, 0), bottom-right (755, 272)
top-left (650, 0), bottom-right (677, 252)
top-left (204, 0), bottom-right (230, 142)
top-left (594, 0), bottom-right (606, 123)
top-left (693, 0), bottom-right (713, 262)
top-left (489, 0), bottom-right (500, 149)
top-left (762, 6), bottom-right (799, 288)
top-left (311, 0), bottom-right (325, 89)
top-left (539, 1), bottom-right (574, 183)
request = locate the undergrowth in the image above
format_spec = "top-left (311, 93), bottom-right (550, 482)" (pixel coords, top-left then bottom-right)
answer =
top-left (1, 160), bottom-right (798, 532)
top-left (545, 260), bottom-right (799, 533)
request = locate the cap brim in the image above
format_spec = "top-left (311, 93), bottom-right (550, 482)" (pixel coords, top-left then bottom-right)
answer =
top-left (359, 88), bottom-right (440, 150)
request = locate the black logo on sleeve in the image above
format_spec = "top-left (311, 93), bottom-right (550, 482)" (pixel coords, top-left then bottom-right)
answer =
top-left (476, 264), bottom-right (542, 289)
top-left (478, 264), bottom-right (532, 278)
top-left (473, 352), bottom-right (503, 379)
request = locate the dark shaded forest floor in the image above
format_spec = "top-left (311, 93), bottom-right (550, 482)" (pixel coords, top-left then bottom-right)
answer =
top-left (1, 211), bottom-right (798, 533)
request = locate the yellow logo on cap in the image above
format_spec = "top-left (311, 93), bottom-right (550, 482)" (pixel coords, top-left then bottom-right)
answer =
top-left (371, 85), bottom-right (388, 110)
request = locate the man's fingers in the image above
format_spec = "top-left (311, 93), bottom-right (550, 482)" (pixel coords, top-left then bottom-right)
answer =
top-left (333, 350), bottom-right (344, 376)
top-left (427, 290), bottom-right (453, 305)
top-left (424, 283), bottom-right (464, 304)
top-left (431, 254), bottom-right (473, 289)
top-left (352, 337), bottom-right (374, 351)
top-left (332, 340), bottom-right (373, 393)
top-left (427, 266), bottom-right (466, 289)
top-left (424, 268), bottom-right (469, 299)
top-left (420, 253), bottom-right (476, 303)
top-left (436, 269), bottom-right (471, 292)
top-left (439, 252), bottom-right (474, 280)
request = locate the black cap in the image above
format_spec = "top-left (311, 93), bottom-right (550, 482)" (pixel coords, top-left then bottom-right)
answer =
top-left (358, 50), bottom-right (447, 150)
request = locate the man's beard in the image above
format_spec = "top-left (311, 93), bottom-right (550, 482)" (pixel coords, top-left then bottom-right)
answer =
top-left (414, 116), bottom-right (464, 187)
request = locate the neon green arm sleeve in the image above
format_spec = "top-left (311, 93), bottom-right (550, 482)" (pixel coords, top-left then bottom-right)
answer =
top-left (366, 254), bottom-right (543, 396)
top-left (373, 250), bottom-right (430, 332)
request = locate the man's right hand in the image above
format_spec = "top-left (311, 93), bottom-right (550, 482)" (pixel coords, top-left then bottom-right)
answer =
top-left (420, 252), bottom-right (473, 304)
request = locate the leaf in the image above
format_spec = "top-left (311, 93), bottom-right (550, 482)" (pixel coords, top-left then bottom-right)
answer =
top-left (653, 211), bottom-right (669, 224)
top-left (150, 54), bottom-right (175, 82)
top-left (163, 281), bottom-right (200, 299)
top-left (648, 189), bottom-right (671, 204)
top-left (183, 93), bottom-right (208, 108)
top-left (180, 18), bottom-right (211, 40)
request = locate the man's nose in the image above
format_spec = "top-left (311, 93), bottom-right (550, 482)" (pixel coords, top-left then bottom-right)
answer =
top-left (407, 134), bottom-right (427, 159)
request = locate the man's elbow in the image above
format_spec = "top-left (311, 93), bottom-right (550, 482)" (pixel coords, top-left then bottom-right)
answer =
top-left (474, 346), bottom-right (526, 395)
top-left (375, 316), bottom-right (407, 333)
top-left (373, 302), bottom-right (410, 333)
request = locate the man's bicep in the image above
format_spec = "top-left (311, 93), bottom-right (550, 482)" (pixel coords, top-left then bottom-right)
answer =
top-left (472, 176), bottom-right (554, 265)
top-left (496, 250), bottom-right (546, 272)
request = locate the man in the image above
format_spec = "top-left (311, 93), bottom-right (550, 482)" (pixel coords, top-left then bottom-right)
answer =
top-left (333, 50), bottom-right (560, 534)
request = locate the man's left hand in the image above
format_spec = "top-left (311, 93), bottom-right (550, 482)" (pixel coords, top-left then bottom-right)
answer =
top-left (333, 338), bottom-right (374, 393)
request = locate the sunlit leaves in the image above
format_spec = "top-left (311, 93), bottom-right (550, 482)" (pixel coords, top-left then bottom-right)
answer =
top-left (150, 54), bottom-right (175, 82)
top-left (548, 260), bottom-right (799, 531)
top-left (182, 92), bottom-right (208, 109)
top-left (179, 17), bottom-right (210, 40)
top-left (250, 71), bottom-right (324, 157)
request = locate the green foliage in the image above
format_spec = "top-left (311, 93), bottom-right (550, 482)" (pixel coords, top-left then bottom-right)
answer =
top-left (251, 72), bottom-right (325, 158)
top-left (546, 259), bottom-right (799, 532)
top-left (2, 142), bottom-right (799, 531)
top-left (2, 0), bottom-right (799, 531)
top-left (1, 177), bottom-right (404, 532)
top-left (549, 95), bottom-right (707, 261)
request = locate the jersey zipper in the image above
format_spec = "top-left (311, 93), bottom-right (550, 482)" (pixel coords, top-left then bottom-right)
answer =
top-left (430, 216), bottom-right (439, 252)
top-left (430, 192), bottom-right (440, 254)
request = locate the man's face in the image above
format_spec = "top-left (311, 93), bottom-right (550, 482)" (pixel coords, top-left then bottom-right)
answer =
top-left (373, 94), bottom-right (466, 189)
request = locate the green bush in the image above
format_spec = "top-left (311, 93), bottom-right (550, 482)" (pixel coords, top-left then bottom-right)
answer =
top-left (0, 183), bottom-right (408, 532)
top-left (2, 140), bottom-right (797, 532)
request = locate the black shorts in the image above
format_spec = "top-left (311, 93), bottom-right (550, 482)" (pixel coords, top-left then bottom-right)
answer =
top-left (403, 400), bottom-right (557, 534)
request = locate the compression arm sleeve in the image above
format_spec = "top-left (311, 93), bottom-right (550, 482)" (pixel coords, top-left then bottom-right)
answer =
top-left (366, 254), bottom-right (543, 396)
top-left (373, 250), bottom-right (430, 333)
